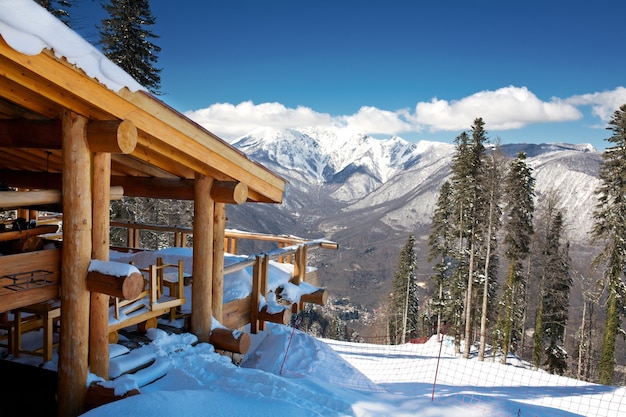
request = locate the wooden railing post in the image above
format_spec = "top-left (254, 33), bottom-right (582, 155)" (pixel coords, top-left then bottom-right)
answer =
top-left (250, 255), bottom-right (264, 334)
top-left (89, 151), bottom-right (111, 380)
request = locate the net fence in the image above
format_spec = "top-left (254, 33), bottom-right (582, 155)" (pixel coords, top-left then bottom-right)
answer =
top-left (280, 324), bottom-right (626, 417)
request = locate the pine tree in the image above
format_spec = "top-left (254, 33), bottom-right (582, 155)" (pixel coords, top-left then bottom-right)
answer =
top-left (591, 103), bottom-right (626, 385)
top-left (477, 145), bottom-right (503, 361)
top-left (388, 235), bottom-right (419, 344)
top-left (427, 180), bottom-right (454, 337)
top-left (100, 0), bottom-right (162, 94)
top-left (459, 118), bottom-right (487, 359)
top-left (500, 151), bottom-right (535, 364)
top-left (35, 0), bottom-right (72, 26)
top-left (538, 204), bottom-right (571, 375)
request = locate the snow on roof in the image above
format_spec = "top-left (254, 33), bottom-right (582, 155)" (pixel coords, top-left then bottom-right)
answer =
top-left (0, 0), bottom-right (145, 93)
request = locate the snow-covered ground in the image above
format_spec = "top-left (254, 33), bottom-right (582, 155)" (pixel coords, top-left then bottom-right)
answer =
top-left (7, 320), bottom-right (623, 417)
top-left (73, 324), bottom-right (622, 417)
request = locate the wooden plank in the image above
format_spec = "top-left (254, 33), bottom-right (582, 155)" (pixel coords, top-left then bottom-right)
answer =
top-left (0, 248), bottom-right (61, 276)
top-left (0, 283), bottom-right (59, 313)
top-left (222, 296), bottom-right (252, 330)
top-left (0, 249), bottom-right (61, 312)
top-left (0, 224), bottom-right (58, 241)
top-left (107, 306), bottom-right (170, 333)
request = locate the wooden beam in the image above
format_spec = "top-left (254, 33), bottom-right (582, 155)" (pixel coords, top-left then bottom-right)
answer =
top-left (0, 119), bottom-right (61, 148)
top-left (191, 174), bottom-right (213, 343)
top-left (111, 176), bottom-right (194, 199)
top-left (0, 172), bottom-right (251, 203)
top-left (0, 224), bottom-right (58, 242)
top-left (0, 187), bottom-right (123, 210)
top-left (87, 120), bottom-right (137, 154)
top-left (58, 110), bottom-right (91, 417)
top-left (210, 181), bottom-right (248, 205)
top-left (0, 170), bottom-right (189, 199)
top-left (0, 119), bottom-right (137, 154)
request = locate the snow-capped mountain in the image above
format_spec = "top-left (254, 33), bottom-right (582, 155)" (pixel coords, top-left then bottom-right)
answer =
top-left (227, 128), bottom-right (603, 309)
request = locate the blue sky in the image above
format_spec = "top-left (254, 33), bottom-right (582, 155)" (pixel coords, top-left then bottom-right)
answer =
top-left (74, 0), bottom-right (626, 150)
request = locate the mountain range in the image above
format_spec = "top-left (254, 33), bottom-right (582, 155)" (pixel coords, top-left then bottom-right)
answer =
top-left (226, 127), bottom-right (604, 312)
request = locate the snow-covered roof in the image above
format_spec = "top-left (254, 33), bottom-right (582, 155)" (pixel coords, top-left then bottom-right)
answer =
top-left (0, 0), bottom-right (286, 204)
top-left (0, 0), bottom-right (144, 92)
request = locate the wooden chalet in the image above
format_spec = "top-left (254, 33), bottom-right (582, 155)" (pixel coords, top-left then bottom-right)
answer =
top-left (0, 4), bottom-right (334, 417)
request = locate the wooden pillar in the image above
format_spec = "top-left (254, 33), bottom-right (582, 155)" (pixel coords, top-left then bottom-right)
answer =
top-left (89, 152), bottom-right (111, 379)
top-left (191, 174), bottom-right (213, 342)
top-left (58, 110), bottom-right (91, 417)
top-left (212, 202), bottom-right (225, 323)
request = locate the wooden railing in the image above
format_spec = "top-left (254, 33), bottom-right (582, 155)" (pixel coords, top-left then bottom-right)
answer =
top-left (110, 220), bottom-right (338, 336)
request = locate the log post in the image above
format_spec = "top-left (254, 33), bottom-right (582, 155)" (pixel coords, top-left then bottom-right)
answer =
top-left (212, 202), bottom-right (225, 322)
top-left (90, 152), bottom-right (111, 380)
top-left (58, 110), bottom-right (91, 417)
top-left (191, 174), bottom-right (213, 342)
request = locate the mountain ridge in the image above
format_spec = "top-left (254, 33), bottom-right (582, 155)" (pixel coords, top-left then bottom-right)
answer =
top-left (226, 128), bottom-right (603, 310)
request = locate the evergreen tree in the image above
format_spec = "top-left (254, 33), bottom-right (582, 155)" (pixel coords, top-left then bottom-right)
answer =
top-left (100, 0), bottom-right (162, 94)
top-left (427, 180), bottom-right (454, 337)
top-left (388, 235), bottom-right (419, 344)
top-left (500, 151), bottom-right (535, 364)
top-left (448, 131), bottom-right (472, 353)
top-left (533, 193), bottom-right (572, 375)
top-left (591, 103), bottom-right (626, 385)
top-left (458, 118), bottom-right (487, 359)
top-left (35, 0), bottom-right (72, 26)
top-left (477, 145), bottom-right (503, 361)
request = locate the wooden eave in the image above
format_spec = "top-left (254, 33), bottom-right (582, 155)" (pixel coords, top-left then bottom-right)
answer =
top-left (0, 36), bottom-right (286, 203)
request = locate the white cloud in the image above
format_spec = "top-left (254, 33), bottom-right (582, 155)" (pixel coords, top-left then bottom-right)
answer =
top-left (565, 86), bottom-right (626, 122)
top-left (412, 86), bottom-right (582, 132)
top-left (184, 101), bottom-right (338, 140)
top-left (185, 86), bottom-right (626, 141)
top-left (340, 106), bottom-right (414, 136)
